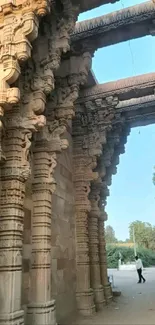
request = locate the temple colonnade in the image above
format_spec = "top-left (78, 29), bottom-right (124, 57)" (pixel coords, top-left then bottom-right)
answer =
top-left (0, 0), bottom-right (155, 324)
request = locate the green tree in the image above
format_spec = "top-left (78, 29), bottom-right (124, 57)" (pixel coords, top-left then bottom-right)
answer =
top-left (106, 244), bottom-right (155, 268)
top-left (129, 221), bottom-right (154, 249)
top-left (147, 226), bottom-right (155, 250)
top-left (125, 238), bottom-right (131, 243)
top-left (105, 225), bottom-right (117, 243)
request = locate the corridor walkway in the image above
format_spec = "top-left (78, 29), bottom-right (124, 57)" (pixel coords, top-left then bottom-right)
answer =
top-left (74, 268), bottom-right (155, 325)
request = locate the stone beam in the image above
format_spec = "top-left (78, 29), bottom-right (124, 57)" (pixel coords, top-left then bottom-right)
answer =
top-left (71, 1), bottom-right (155, 53)
top-left (117, 94), bottom-right (155, 111)
top-left (78, 73), bottom-right (155, 103)
top-left (74, 0), bottom-right (119, 13)
top-left (116, 94), bottom-right (155, 127)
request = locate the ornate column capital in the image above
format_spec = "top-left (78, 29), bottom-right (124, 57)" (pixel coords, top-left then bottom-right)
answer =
top-left (0, 11), bottom-right (39, 109)
top-left (2, 89), bottom-right (46, 184)
top-left (0, 1), bottom-right (52, 134)
top-left (48, 52), bottom-right (92, 120)
top-left (74, 94), bottom-right (119, 158)
top-left (0, 1), bottom-right (51, 16)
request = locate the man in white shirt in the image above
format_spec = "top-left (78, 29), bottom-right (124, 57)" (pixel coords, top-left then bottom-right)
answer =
top-left (135, 255), bottom-right (146, 283)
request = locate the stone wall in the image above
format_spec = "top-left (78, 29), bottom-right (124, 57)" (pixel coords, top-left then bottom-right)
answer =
top-left (51, 122), bottom-right (77, 323)
top-left (22, 122), bottom-right (76, 323)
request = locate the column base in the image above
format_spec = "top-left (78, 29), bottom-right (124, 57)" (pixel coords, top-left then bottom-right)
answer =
top-left (76, 289), bottom-right (95, 316)
top-left (93, 285), bottom-right (105, 311)
top-left (26, 300), bottom-right (56, 325)
top-left (104, 284), bottom-right (113, 303)
top-left (0, 310), bottom-right (24, 325)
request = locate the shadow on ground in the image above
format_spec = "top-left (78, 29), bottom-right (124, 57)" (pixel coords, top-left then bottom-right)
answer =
top-left (73, 268), bottom-right (155, 325)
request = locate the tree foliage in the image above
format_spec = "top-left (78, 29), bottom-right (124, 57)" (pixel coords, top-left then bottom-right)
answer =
top-left (105, 225), bottom-right (117, 243)
top-left (106, 245), bottom-right (155, 268)
top-left (129, 220), bottom-right (155, 250)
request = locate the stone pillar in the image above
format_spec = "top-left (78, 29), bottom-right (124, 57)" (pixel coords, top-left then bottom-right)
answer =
top-left (0, 125), bottom-right (26, 325)
top-left (97, 129), bottom-right (122, 303)
top-left (74, 155), bottom-right (97, 316)
top-left (72, 96), bottom-right (115, 315)
top-left (26, 107), bottom-right (71, 325)
top-left (73, 96), bottom-right (120, 310)
top-left (89, 181), bottom-right (105, 310)
top-left (0, 103), bottom-right (45, 325)
top-left (26, 138), bottom-right (56, 325)
top-left (26, 50), bottom-right (92, 323)
top-left (0, 4), bottom-right (47, 323)
top-left (98, 211), bottom-right (112, 303)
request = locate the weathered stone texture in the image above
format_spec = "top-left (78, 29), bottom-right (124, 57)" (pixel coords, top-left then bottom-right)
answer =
top-left (52, 123), bottom-right (76, 323)
top-left (22, 199), bottom-right (32, 313)
top-left (2, 1), bottom-right (155, 323)
top-left (22, 126), bottom-right (76, 323)
top-left (51, 123), bottom-right (76, 323)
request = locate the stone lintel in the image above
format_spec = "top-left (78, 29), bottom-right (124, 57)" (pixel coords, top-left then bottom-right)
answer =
top-left (71, 1), bottom-right (155, 51)
top-left (78, 73), bottom-right (155, 103)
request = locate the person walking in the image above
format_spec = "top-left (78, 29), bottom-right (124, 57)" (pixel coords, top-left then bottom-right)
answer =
top-left (135, 255), bottom-right (146, 283)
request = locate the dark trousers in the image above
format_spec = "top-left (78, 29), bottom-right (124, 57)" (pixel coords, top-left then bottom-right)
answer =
top-left (137, 268), bottom-right (145, 283)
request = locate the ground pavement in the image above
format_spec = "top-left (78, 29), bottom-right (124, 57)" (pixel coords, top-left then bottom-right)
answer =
top-left (73, 268), bottom-right (155, 325)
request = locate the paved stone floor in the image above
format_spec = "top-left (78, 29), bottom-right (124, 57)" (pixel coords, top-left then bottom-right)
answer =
top-left (73, 268), bottom-right (155, 325)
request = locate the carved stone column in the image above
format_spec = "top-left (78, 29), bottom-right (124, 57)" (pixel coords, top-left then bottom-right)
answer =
top-left (0, 92), bottom-right (45, 325)
top-left (89, 180), bottom-right (105, 310)
top-left (26, 114), bottom-right (68, 325)
top-left (73, 100), bottom-right (97, 315)
top-left (98, 125), bottom-right (130, 304)
top-left (0, 123), bottom-right (26, 325)
top-left (98, 210), bottom-right (112, 303)
top-left (73, 95), bottom-right (118, 313)
top-left (96, 130), bottom-right (120, 303)
top-left (74, 154), bottom-right (97, 316)
top-left (26, 51), bottom-right (92, 323)
top-left (26, 125), bottom-right (60, 325)
top-left (0, 4), bottom-right (49, 322)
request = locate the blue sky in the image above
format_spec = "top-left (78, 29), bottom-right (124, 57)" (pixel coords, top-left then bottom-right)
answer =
top-left (79, 0), bottom-right (155, 240)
